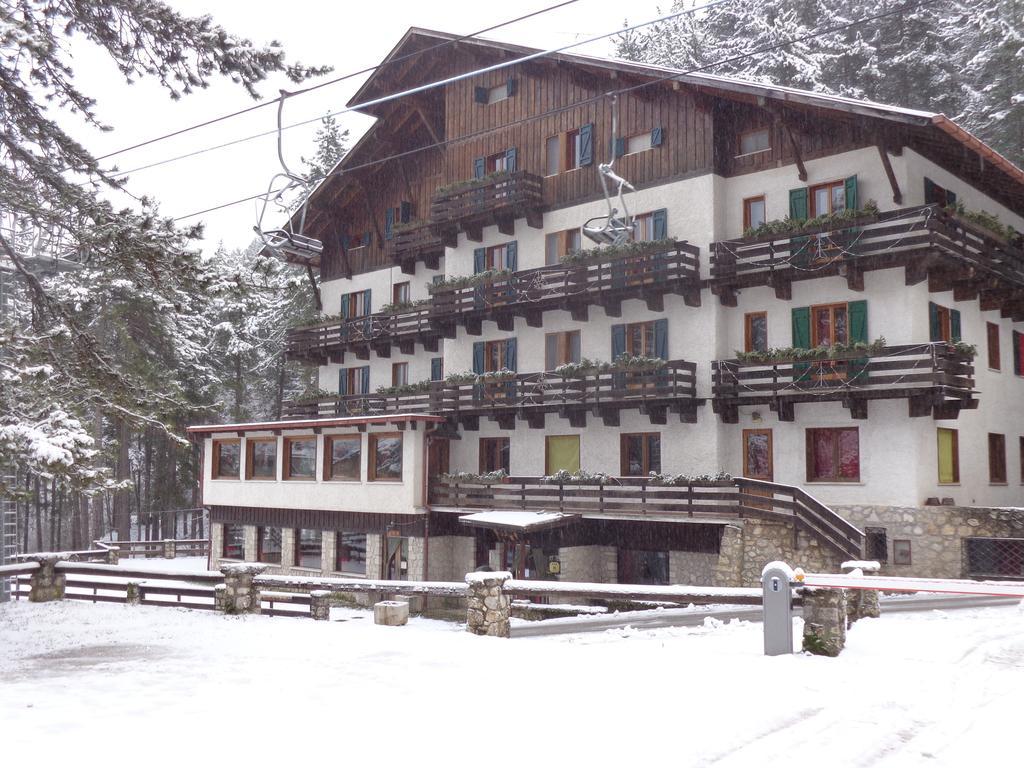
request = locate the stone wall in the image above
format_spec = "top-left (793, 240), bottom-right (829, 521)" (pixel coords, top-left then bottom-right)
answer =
top-left (558, 545), bottom-right (617, 583)
top-left (210, 523), bottom-right (223, 565)
top-left (669, 551), bottom-right (718, 586)
top-left (365, 533), bottom-right (383, 580)
top-left (407, 536), bottom-right (426, 580)
top-left (837, 504), bottom-right (1024, 579)
top-left (427, 536), bottom-right (476, 581)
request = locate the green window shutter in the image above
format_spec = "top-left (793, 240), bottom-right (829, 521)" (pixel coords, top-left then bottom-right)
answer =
top-left (430, 357), bottom-right (443, 381)
top-left (791, 307), bottom-right (811, 348)
top-left (363, 289), bottom-right (372, 315)
top-left (651, 126), bottom-right (663, 147)
top-left (506, 77), bottom-right (517, 97)
top-left (929, 302), bottom-right (941, 342)
top-left (924, 177), bottom-right (938, 205)
top-left (848, 300), bottom-right (868, 342)
top-left (505, 147), bottom-right (517, 172)
top-left (473, 247), bottom-right (486, 274)
top-left (472, 342), bottom-right (485, 374)
top-left (614, 137), bottom-right (626, 158)
top-left (844, 176), bottom-right (858, 211)
top-left (652, 209), bottom-right (668, 240)
top-left (579, 123), bottom-right (594, 167)
top-left (340, 293), bottom-right (350, 319)
top-left (361, 231), bottom-right (371, 247)
top-left (653, 318), bottom-right (669, 360)
top-left (473, 157), bottom-right (485, 179)
top-left (789, 187), bottom-right (809, 221)
top-left (1014, 330), bottom-right (1022, 375)
top-left (505, 338), bottom-right (517, 372)
top-left (506, 240), bottom-right (518, 272)
top-left (338, 369), bottom-right (348, 396)
top-left (384, 207), bottom-right (393, 241)
top-left (400, 201), bottom-right (412, 223)
top-left (950, 309), bottom-right (962, 342)
top-left (360, 366), bottom-right (370, 394)
top-left (474, 86), bottom-right (488, 104)
top-left (611, 324), bottom-right (626, 359)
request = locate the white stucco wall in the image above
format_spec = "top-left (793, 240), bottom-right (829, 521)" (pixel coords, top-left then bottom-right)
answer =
top-left (201, 426), bottom-right (426, 514)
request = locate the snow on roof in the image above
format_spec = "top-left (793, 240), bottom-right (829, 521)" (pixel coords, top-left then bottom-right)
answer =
top-left (458, 510), bottom-right (579, 532)
top-left (187, 413), bottom-right (443, 435)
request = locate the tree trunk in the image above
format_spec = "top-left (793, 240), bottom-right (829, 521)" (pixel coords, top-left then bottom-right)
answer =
top-left (112, 417), bottom-right (131, 541)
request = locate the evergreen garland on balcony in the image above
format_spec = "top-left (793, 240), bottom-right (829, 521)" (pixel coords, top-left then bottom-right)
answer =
top-left (552, 354), bottom-right (668, 379)
top-left (646, 470), bottom-right (732, 486)
top-left (375, 380), bottom-right (433, 397)
top-left (734, 337), bottom-right (888, 364)
top-left (741, 200), bottom-right (880, 239)
top-left (438, 469), bottom-right (508, 484)
top-left (427, 269), bottom-right (512, 294)
top-left (541, 469), bottom-right (614, 485)
top-left (434, 170), bottom-right (512, 196)
top-left (558, 237), bottom-right (676, 267)
top-left (945, 202), bottom-right (1020, 244)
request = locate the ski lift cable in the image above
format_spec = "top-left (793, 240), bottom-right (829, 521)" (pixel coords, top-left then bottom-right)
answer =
top-left (172, 0), bottom-right (924, 223)
top-left (114, 0), bottom-right (734, 183)
top-left (91, 0), bottom-right (586, 164)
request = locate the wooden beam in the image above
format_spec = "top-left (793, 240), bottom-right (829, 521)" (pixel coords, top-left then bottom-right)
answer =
top-left (356, 178), bottom-right (385, 248)
top-left (876, 144), bottom-right (903, 204)
top-left (304, 264), bottom-right (322, 311)
top-left (783, 123), bottom-right (808, 182)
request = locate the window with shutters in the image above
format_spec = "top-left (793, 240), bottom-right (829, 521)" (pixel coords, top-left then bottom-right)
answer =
top-left (626, 133), bottom-right (653, 154)
top-left (633, 211), bottom-right (656, 241)
top-left (483, 339), bottom-right (511, 372)
top-left (212, 439), bottom-right (241, 480)
top-left (485, 243), bottom-right (513, 271)
top-left (566, 128), bottom-right (584, 170)
top-left (987, 322), bottom-right (1001, 370)
top-left (624, 321), bottom-right (656, 357)
top-left (479, 437), bottom-right (511, 474)
top-left (937, 428), bottom-right (959, 484)
top-left (743, 196), bottom-right (766, 232)
top-left (486, 151), bottom-right (509, 174)
top-left (391, 362), bottom-right (408, 387)
top-left (545, 228), bottom-right (582, 265)
top-left (620, 433), bottom-right (661, 475)
top-left (745, 312), bottom-right (768, 353)
top-left (811, 303), bottom-right (849, 346)
top-left (865, 527), bottom-right (888, 563)
top-left (545, 330), bottom-right (581, 370)
top-left (806, 427), bottom-right (860, 482)
top-left (737, 127), bottom-right (770, 156)
top-left (486, 82), bottom-right (509, 103)
top-left (341, 290), bottom-right (371, 319)
top-left (324, 435), bottom-right (361, 482)
top-left (810, 180), bottom-right (847, 216)
top-left (545, 125), bottom-right (593, 174)
top-left (245, 437), bottom-right (277, 480)
top-left (928, 302), bottom-right (960, 343)
top-left (340, 366), bottom-right (370, 396)
top-left (392, 281), bottom-right (410, 306)
top-left (989, 433), bottom-right (1007, 484)
top-left (283, 437), bottom-right (316, 480)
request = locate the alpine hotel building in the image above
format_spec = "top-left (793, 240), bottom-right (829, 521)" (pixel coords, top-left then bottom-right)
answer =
top-left (189, 29), bottom-right (1024, 588)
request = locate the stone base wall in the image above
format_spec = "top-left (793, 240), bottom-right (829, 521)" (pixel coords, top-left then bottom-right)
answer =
top-left (210, 523), bottom-right (223, 566)
top-left (669, 551), bottom-right (718, 586)
top-left (836, 505), bottom-right (1024, 579)
top-left (365, 533), bottom-right (383, 580)
top-left (407, 536), bottom-right (426, 581)
top-left (558, 545), bottom-right (617, 583)
top-left (737, 520), bottom-right (845, 587)
top-left (427, 536), bottom-right (476, 581)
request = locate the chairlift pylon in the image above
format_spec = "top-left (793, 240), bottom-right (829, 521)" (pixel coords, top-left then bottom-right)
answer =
top-left (255, 90), bottom-right (324, 263)
top-left (582, 95), bottom-right (635, 247)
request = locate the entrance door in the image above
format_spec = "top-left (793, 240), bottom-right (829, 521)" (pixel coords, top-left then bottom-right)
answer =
top-left (385, 536), bottom-right (409, 580)
top-left (743, 429), bottom-right (774, 510)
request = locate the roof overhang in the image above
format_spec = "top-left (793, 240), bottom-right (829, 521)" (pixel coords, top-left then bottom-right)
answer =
top-left (456, 510), bottom-right (580, 533)
top-left (187, 413), bottom-right (444, 436)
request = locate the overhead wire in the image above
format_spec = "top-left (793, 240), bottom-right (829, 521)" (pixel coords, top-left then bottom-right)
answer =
top-left (92, 0), bottom-right (585, 164)
top-left (171, 0), bottom-right (923, 223)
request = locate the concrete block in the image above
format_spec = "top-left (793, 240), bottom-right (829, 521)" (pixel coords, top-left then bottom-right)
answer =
top-left (374, 600), bottom-right (409, 626)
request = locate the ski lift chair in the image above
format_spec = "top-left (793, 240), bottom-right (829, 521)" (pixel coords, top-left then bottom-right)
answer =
top-left (582, 163), bottom-right (636, 247)
top-left (256, 226), bottom-right (324, 262)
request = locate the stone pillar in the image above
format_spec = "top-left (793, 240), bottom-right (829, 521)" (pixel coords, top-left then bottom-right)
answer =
top-left (28, 556), bottom-right (65, 603)
top-left (106, 546), bottom-right (120, 565)
top-left (126, 581), bottom-right (142, 606)
top-left (712, 525), bottom-right (744, 588)
top-left (218, 564), bottom-right (266, 615)
top-left (800, 587), bottom-right (847, 657)
top-left (842, 563), bottom-right (881, 625)
top-left (310, 590), bottom-right (331, 621)
top-left (163, 539), bottom-right (176, 559)
top-left (465, 571), bottom-right (511, 638)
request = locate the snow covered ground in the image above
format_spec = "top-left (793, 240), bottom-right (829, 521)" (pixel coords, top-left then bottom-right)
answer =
top-left (1, 600), bottom-right (1022, 766)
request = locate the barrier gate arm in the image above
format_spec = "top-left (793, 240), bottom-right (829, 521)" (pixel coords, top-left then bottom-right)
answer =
top-left (795, 569), bottom-right (1024, 599)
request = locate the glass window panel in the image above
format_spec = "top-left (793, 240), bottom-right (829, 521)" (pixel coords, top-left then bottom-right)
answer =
top-left (329, 437), bottom-right (361, 481)
top-left (545, 135), bottom-right (560, 176)
top-left (812, 430), bottom-right (835, 479)
top-left (647, 434), bottom-right (661, 474)
top-left (215, 442), bottom-right (240, 477)
top-left (739, 129), bottom-right (769, 155)
top-left (372, 435), bottom-right (404, 480)
top-left (627, 133), bottom-right (652, 154)
top-left (568, 229), bottom-right (581, 252)
top-left (624, 435), bottom-right (643, 475)
top-left (748, 314), bottom-right (768, 352)
top-left (747, 198), bottom-right (766, 230)
top-left (838, 429), bottom-right (860, 479)
top-left (258, 527), bottom-right (281, 564)
top-left (297, 529), bottom-right (322, 569)
top-left (336, 532), bottom-right (367, 575)
top-left (834, 307), bottom-right (848, 344)
top-left (222, 524), bottom-right (245, 559)
top-left (814, 307), bottom-right (831, 345)
top-left (568, 331), bottom-right (581, 364)
top-left (831, 183), bottom-right (846, 211)
top-left (814, 187), bottom-right (829, 216)
top-left (545, 233), bottom-right (559, 265)
top-left (288, 439), bottom-right (316, 479)
top-left (249, 440), bottom-right (276, 478)
top-left (746, 433), bottom-right (771, 479)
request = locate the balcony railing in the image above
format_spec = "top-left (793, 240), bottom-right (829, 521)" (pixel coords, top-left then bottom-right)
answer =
top-left (429, 170), bottom-right (544, 240)
top-left (281, 361), bottom-right (701, 427)
top-left (284, 241), bottom-right (701, 362)
top-left (430, 475), bottom-right (864, 559)
top-left (385, 221), bottom-right (445, 275)
top-left (711, 342), bottom-right (976, 422)
top-left (709, 205), bottom-right (1024, 306)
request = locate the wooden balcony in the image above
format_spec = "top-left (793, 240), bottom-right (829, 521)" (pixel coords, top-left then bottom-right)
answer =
top-left (429, 170), bottom-right (544, 242)
top-left (711, 342), bottom-right (976, 423)
top-left (281, 361), bottom-right (702, 429)
top-left (284, 241), bottom-right (701, 362)
top-left (430, 475), bottom-right (864, 559)
top-left (710, 205), bottom-right (1024, 318)
top-left (385, 221), bottom-right (445, 275)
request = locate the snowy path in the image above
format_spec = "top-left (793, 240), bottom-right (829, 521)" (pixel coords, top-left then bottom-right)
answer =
top-left (1, 600), bottom-right (1022, 766)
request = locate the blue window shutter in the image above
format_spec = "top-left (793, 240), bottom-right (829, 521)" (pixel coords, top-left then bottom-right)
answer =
top-left (473, 247), bottom-right (486, 274)
top-left (652, 209), bottom-right (668, 240)
top-left (506, 241), bottom-right (518, 272)
top-left (579, 123), bottom-right (594, 167)
top-left (360, 366), bottom-right (370, 394)
top-left (361, 231), bottom-right (371, 247)
top-left (614, 137), bottom-right (626, 159)
top-left (654, 319), bottom-right (669, 360)
top-left (651, 126), bottom-right (664, 147)
top-left (505, 338), bottom-right (517, 372)
top-left (340, 293), bottom-right (350, 319)
top-left (363, 289), bottom-right (372, 315)
top-left (506, 77), bottom-right (517, 97)
top-left (951, 309), bottom-right (962, 343)
top-left (505, 147), bottom-right (517, 172)
top-left (474, 86), bottom-right (488, 104)
top-left (473, 157), bottom-right (485, 179)
top-left (340, 234), bottom-right (350, 251)
top-left (1014, 331), bottom-right (1022, 375)
top-left (338, 369), bottom-right (348, 396)
top-left (611, 324), bottom-right (626, 359)
top-left (431, 357), bottom-right (443, 381)
top-left (844, 176), bottom-right (858, 211)
top-left (472, 342), bottom-right (485, 374)
top-left (400, 201), bottom-right (412, 223)
top-left (384, 207), bottom-right (393, 241)
top-left (929, 302), bottom-right (941, 342)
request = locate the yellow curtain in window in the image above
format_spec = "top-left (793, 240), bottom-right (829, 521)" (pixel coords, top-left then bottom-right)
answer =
top-left (546, 436), bottom-right (580, 474)
top-left (937, 429), bottom-right (957, 484)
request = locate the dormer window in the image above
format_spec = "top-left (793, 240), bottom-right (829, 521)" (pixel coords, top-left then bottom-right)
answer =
top-left (738, 127), bottom-right (770, 156)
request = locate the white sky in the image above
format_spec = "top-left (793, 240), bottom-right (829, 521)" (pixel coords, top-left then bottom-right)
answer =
top-left (64, 0), bottom-right (664, 255)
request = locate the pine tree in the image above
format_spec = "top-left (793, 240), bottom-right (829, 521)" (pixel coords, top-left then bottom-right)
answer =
top-left (303, 113), bottom-right (350, 183)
